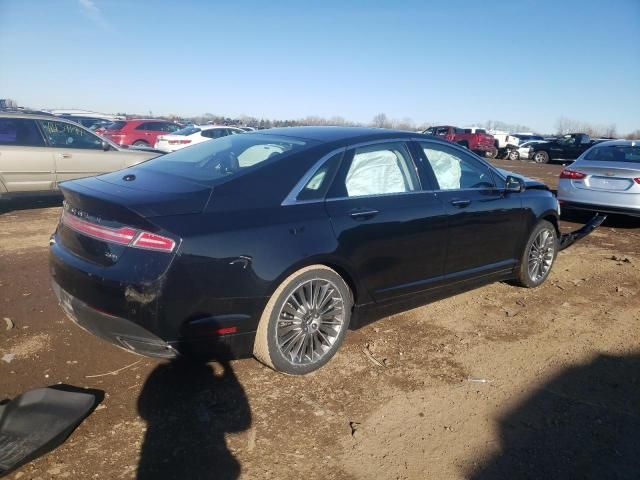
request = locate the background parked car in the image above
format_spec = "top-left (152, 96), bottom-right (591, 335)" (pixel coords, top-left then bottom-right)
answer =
top-left (528, 133), bottom-right (603, 164)
top-left (424, 126), bottom-right (497, 158)
top-left (154, 125), bottom-right (244, 152)
top-left (558, 140), bottom-right (640, 217)
top-left (510, 139), bottom-right (548, 160)
top-left (96, 119), bottom-right (180, 147)
top-left (0, 113), bottom-right (160, 199)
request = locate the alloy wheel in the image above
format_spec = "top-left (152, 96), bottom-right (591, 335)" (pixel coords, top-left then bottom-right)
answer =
top-left (276, 279), bottom-right (345, 365)
top-left (527, 229), bottom-right (555, 282)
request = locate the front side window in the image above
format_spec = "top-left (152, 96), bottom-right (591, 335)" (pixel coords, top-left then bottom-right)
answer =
top-left (202, 129), bottom-right (226, 139)
top-left (0, 118), bottom-right (45, 146)
top-left (136, 133), bottom-right (311, 184)
top-left (421, 143), bottom-right (494, 190)
top-left (38, 120), bottom-right (103, 149)
top-left (343, 142), bottom-right (419, 198)
top-left (173, 126), bottom-right (201, 136)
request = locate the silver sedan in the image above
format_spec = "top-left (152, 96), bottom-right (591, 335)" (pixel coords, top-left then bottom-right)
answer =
top-left (557, 140), bottom-right (640, 217)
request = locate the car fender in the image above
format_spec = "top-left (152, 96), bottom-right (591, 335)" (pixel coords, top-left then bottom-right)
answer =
top-left (268, 253), bottom-right (371, 307)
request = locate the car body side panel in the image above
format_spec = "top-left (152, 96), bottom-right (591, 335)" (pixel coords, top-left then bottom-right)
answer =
top-left (0, 145), bottom-right (55, 192)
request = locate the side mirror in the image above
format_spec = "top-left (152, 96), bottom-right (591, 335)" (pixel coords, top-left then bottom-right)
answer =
top-left (102, 141), bottom-right (111, 151)
top-left (505, 175), bottom-right (525, 193)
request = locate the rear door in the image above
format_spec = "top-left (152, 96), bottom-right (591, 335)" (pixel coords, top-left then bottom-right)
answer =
top-left (38, 119), bottom-right (125, 185)
top-left (417, 141), bottom-right (525, 278)
top-left (0, 117), bottom-right (55, 193)
top-left (325, 140), bottom-right (448, 301)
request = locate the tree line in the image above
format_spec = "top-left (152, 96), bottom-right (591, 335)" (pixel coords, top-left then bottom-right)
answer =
top-left (157, 112), bottom-right (638, 139)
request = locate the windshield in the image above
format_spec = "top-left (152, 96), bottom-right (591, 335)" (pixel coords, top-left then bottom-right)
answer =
top-left (172, 126), bottom-right (201, 136)
top-left (103, 121), bottom-right (126, 131)
top-left (584, 145), bottom-right (640, 163)
top-left (135, 133), bottom-right (312, 183)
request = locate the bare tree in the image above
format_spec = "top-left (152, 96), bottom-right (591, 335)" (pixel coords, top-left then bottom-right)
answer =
top-left (371, 113), bottom-right (390, 128)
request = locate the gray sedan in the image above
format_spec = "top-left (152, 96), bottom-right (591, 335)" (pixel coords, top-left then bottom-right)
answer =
top-left (557, 140), bottom-right (640, 217)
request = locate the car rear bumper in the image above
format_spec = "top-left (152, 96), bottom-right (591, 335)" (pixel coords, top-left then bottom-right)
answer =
top-left (559, 200), bottom-right (640, 217)
top-left (52, 280), bottom-right (258, 359)
top-left (52, 280), bottom-right (178, 358)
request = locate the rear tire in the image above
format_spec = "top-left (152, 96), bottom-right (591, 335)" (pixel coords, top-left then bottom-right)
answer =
top-left (133, 140), bottom-right (149, 147)
top-left (485, 148), bottom-right (498, 159)
top-left (254, 265), bottom-right (352, 375)
top-left (513, 220), bottom-right (558, 288)
top-left (533, 150), bottom-right (550, 163)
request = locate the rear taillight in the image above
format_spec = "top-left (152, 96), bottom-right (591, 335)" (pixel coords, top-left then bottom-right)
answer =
top-left (61, 211), bottom-right (176, 253)
top-left (634, 178), bottom-right (640, 184)
top-left (131, 232), bottom-right (176, 252)
top-left (168, 139), bottom-right (191, 145)
top-left (560, 169), bottom-right (587, 180)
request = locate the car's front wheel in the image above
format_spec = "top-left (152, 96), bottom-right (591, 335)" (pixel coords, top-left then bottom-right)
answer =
top-left (508, 149), bottom-right (520, 161)
top-left (254, 265), bottom-right (352, 375)
top-left (514, 220), bottom-right (558, 288)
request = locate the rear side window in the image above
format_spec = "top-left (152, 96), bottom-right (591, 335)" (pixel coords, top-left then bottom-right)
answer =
top-left (339, 142), bottom-right (420, 198)
top-left (584, 145), bottom-right (640, 163)
top-left (173, 126), bottom-right (201, 136)
top-left (39, 120), bottom-right (103, 150)
top-left (435, 127), bottom-right (450, 136)
top-left (0, 118), bottom-right (45, 146)
top-left (296, 151), bottom-right (343, 202)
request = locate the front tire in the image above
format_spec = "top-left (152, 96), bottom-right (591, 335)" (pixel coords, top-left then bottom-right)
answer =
top-left (254, 265), bottom-right (352, 375)
top-left (513, 220), bottom-right (558, 288)
top-left (508, 149), bottom-right (520, 161)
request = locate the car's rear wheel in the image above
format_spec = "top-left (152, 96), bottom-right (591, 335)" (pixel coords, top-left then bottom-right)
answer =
top-left (254, 265), bottom-right (352, 375)
top-left (508, 149), bottom-right (520, 161)
top-left (514, 220), bottom-right (558, 288)
top-left (533, 150), bottom-right (549, 163)
top-left (485, 148), bottom-right (498, 159)
top-left (133, 140), bottom-right (149, 147)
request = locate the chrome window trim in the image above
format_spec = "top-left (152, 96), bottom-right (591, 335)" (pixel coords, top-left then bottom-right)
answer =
top-left (281, 147), bottom-right (346, 206)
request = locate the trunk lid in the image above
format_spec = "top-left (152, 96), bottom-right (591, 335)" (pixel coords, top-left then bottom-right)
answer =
top-left (56, 169), bottom-right (211, 265)
top-left (572, 161), bottom-right (640, 192)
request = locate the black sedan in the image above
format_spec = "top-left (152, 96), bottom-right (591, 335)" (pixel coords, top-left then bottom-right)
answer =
top-left (50, 127), bottom-right (566, 374)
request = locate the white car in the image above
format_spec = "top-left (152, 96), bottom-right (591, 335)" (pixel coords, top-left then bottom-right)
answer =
top-left (512, 140), bottom-right (549, 160)
top-left (154, 125), bottom-right (244, 152)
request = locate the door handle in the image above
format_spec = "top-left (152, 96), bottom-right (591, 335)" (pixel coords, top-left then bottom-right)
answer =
top-left (59, 153), bottom-right (72, 159)
top-left (349, 208), bottom-right (379, 220)
top-left (450, 199), bottom-right (471, 208)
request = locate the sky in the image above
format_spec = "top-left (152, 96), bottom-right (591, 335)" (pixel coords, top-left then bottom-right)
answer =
top-left (0, 0), bottom-right (638, 133)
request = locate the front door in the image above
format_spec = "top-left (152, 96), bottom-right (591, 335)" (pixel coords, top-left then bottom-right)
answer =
top-left (0, 118), bottom-right (55, 193)
top-left (38, 119), bottom-right (125, 185)
top-left (417, 141), bottom-right (525, 278)
top-left (325, 141), bottom-right (448, 302)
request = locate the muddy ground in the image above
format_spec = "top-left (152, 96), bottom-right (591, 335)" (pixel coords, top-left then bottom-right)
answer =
top-left (1, 159), bottom-right (639, 479)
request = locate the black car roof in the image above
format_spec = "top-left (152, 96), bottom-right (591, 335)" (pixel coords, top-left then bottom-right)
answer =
top-left (252, 126), bottom-right (418, 142)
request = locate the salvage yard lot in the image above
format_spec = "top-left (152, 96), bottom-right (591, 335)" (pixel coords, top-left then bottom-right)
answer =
top-left (1, 160), bottom-right (639, 479)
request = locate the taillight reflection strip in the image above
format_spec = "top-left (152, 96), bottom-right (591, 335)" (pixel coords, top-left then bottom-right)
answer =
top-left (62, 211), bottom-right (136, 245)
top-left (61, 211), bottom-right (176, 252)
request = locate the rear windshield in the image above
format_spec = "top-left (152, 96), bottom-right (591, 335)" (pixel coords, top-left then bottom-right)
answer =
top-left (103, 121), bottom-right (126, 131)
top-left (584, 145), bottom-right (640, 163)
top-left (172, 126), bottom-right (201, 136)
top-left (136, 133), bottom-right (313, 183)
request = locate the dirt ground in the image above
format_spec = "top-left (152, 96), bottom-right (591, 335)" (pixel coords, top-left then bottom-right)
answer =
top-left (1, 159), bottom-right (639, 480)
